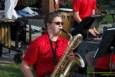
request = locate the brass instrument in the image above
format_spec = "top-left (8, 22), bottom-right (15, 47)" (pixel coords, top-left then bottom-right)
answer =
top-left (51, 32), bottom-right (84, 77)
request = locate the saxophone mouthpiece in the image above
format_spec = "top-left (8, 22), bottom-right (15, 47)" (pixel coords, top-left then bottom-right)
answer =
top-left (61, 29), bottom-right (73, 41)
top-left (61, 29), bottom-right (66, 33)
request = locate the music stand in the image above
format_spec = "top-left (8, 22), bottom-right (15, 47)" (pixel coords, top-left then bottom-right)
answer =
top-left (93, 27), bottom-right (115, 76)
top-left (71, 15), bottom-right (104, 39)
top-left (94, 27), bottom-right (115, 58)
top-left (80, 15), bottom-right (103, 29)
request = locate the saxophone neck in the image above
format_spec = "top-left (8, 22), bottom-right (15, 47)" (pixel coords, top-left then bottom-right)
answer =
top-left (61, 29), bottom-right (73, 42)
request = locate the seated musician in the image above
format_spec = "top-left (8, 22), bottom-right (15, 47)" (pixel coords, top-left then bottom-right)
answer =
top-left (71, 0), bottom-right (100, 39)
top-left (70, 0), bottom-right (100, 76)
top-left (86, 27), bottom-right (115, 77)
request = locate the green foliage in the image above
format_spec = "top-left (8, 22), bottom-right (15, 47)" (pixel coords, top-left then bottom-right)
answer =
top-left (0, 64), bottom-right (24, 77)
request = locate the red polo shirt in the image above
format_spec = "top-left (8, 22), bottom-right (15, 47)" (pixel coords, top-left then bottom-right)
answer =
top-left (95, 54), bottom-right (115, 70)
top-left (23, 33), bottom-right (68, 77)
top-left (73, 0), bottom-right (96, 19)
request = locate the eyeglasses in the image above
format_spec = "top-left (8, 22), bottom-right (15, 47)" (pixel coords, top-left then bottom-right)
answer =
top-left (52, 22), bottom-right (64, 25)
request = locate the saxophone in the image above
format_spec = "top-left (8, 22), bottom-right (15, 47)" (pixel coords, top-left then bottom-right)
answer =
top-left (51, 31), bottom-right (84, 77)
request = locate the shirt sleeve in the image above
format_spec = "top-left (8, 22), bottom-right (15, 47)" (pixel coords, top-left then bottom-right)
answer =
top-left (93, 0), bottom-right (96, 10)
top-left (112, 54), bottom-right (115, 64)
top-left (23, 40), bottom-right (40, 64)
top-left (72, 0), bottom-right (81, 12)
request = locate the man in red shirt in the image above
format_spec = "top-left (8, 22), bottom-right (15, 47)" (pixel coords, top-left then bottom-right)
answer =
top-left (86, 49), bottom-right (115, 77)
top-left (94, 28), bottom-right (115, 77)
top-left (21, 12), bottom-right (69, 77)
top-left (72, 0), bottom-right (100, 39)
top-left (86, 28), bottom-right (115, 77)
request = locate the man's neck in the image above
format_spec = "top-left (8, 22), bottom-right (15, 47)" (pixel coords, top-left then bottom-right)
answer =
top-left (48, 32), bottom-right (58, 42)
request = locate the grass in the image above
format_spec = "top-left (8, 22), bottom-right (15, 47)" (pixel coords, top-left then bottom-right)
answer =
top-left (103, 15), bottom-right (114, 23)
top-left (0, 64), bottom-right (24, 77)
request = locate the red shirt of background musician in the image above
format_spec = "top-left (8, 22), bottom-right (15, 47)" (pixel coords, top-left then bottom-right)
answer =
top-left (112, 54), bottom-right (115, 64)
top-left (73, 0), bottom-right (96, 19)
top-left (23, 33), bottom-right (68, 77)
top-left (95, 55), bottom-right (110, 70)
top-left (95, 54), bottom-right (115, 70)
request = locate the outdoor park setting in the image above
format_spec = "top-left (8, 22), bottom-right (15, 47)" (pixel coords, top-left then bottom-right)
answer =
top-left (0, 0), bottom-right (115, 77)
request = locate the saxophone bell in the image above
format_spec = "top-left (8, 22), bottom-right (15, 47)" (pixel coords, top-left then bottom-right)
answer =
top-left (61, 29), bottom-right (85, 67)
top-left (74, 53), bottom-right (85, 68)
top-left (51, 33), bottom-right (85, 77)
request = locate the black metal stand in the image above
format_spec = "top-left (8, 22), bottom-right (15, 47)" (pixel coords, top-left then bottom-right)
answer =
top-left (94, 27), bottom-right (115, 77)
top-left (0, 43), bottom-right (3, 57)
top-left (71, 15), bottom-right (104, 39)
top-left (109, 47), bottom-right (115, 77)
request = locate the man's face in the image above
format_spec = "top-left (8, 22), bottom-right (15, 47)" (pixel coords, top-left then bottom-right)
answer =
top-left (48, 16), bottom-right (63, 35)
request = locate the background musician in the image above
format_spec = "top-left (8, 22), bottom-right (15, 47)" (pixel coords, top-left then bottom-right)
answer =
top-left (70, 0), bottom-right (100, 76)
top-left (71, 0), bottom-right (100, 39)
top-left (86, 28), bottom-right (115, 77)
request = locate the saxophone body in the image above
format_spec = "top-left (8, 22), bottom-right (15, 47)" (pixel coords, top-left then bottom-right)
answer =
top-left (51, 33), bottom-right (84, 77)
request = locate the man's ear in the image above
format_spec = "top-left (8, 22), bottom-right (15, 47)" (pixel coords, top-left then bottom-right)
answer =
top-left (47, 23), bottom-right (51, 27)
